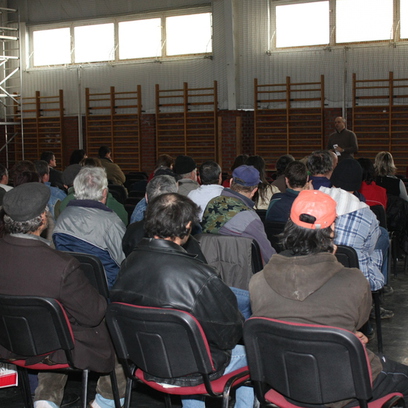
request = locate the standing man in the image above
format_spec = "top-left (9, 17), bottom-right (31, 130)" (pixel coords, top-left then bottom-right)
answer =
top-left (327, 117), bottom-right (358, 161)
top-left (111, 193), bottom-right (253, 408)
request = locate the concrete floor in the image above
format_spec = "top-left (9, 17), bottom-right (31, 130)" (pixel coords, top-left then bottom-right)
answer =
top-left (1, 260), bottom-right (408, 408)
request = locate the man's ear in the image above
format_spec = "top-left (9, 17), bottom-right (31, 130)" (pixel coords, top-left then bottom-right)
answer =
top-left (250, 187), bottom-right (258, 198)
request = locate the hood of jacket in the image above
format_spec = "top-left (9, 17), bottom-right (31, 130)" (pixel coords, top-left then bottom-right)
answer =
top-left (263, 252), bottom-right (345, 301)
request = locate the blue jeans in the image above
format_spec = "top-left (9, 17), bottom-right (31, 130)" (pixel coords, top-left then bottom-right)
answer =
top-left (376, 226), bottom-right (390, 285)
top-left (181, 344), bottom-right (254, 408)
top-left (230, 287), bottom-right (252, 319)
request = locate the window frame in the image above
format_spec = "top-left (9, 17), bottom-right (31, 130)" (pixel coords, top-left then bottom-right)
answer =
top-left (27, 5), bottom-right (213, 69)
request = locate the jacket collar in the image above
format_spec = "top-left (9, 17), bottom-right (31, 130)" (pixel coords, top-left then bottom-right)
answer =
top-left (67, 199), bottom-right (113, 212)
top-left (137, 237), bottom-right (197, 258)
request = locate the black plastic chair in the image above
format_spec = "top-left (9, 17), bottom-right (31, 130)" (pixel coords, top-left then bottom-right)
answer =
top-left (108, 184), bottom-right (127, 205)
top-left (335, 245), bottom-right (383, 354)
top-left (0, 295), bottom-right (120, 408)
top-left (106, 303), bottom-right (249, 408)
top-left (244, 317), bottom-right (404, 408)
top-left (67, 252), bottom-right (109, 299)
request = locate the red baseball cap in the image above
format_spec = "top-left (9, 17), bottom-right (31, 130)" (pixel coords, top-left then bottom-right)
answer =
top-left (290, 190), bottom-right (337, 230)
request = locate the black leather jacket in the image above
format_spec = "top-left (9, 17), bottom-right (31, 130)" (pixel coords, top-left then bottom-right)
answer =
top-left (110, 238), bottom-right (244, 385)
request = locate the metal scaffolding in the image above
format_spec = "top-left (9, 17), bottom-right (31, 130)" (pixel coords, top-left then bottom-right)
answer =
top-left (0, 6), bottom-right (21, 168)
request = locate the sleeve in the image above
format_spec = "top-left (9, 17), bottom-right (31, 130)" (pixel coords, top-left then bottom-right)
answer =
top-left (59, 258), bottom-right (107, 327)
top-left (245, 216), bottom-right (276, 263)
top-left (399, 178), bottom-right (408, 202)
top-left (193, 274), bottom-right (244, 351)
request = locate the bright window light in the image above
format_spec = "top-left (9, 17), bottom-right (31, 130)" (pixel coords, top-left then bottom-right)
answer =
top-left (276, 1), bottom-right (329, 48)
top-left (74, 23), bottom-right (115, 63)
top-left (119, 18), bottom-right (162, 59)
top-left (336, 0), bottom-right (393, 43)
top-left (166, 12), bottom-right (212, 56)
top-left (33, 28), bottom-right (71, 66)
top-left (401, 0), bottom-right (408, 39)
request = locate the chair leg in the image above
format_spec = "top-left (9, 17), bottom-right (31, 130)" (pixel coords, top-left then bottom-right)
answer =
top-left (372, 291), bottom-right (383, 354)
top-left (81, 369), bottom-right (89, 408)
top-left (18, 367), bottom-right (34, 408)
top-left (124, 378), bottom-right (133, 408)
top-left (109, 370), bottom-right (121, 408)
top-left (164, 394), bottom-right (172, 408)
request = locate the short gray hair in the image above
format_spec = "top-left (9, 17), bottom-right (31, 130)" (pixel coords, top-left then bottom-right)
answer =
top-left (146, 175), bottom-right (178, 202)
top-left (4, 213), bottom-right (43, 234)
top-left (74, 166), bottom-right (108, 201)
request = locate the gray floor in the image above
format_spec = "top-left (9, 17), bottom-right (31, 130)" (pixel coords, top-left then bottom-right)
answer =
top-left (1, 260), bottom-right (408, 408)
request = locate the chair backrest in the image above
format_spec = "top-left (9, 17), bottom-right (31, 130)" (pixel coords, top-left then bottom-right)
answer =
top-left (106, 303), bottom-right (214, 380)
top-left (108, 184), bottom-right (127, 205)
top-left (335, 245), bottom-right (359, 268)
top-left (243, 317), bottom-right (373, 405)
top-left (370, 205), bottom-right (387, 229)
top-left (264, 221), bottom-right (286, 253)
top-left (67, 252), bottom-right (109, 299)
top-left (0, 295), bottom-right (74, 361)
top-left (195, 233), bottom-right (263, 290)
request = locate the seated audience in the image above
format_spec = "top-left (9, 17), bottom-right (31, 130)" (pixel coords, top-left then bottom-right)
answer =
top-left (266, 161), bottom-right (309, 223)
top-left (57, 162), bottom-right (128, 225)
top-left (0, 163), bottom-right (12, 191)
top-left (34, 160), bottom-right (67, 217)
top-left (0, 183), bottom-right (126, 408)
top-left (222, 154), bottom-right (249, 188)
top-left (202, 165), bottom-right (275, 264)
top-left (147, 153), bottom-right (174, 181)
top-left (69, 149), bottom-right (87, 165)
top-left (111, 193), bottom-right (253, 408)
top-left (358, 157), bottom-right (388, 208)
top-left (188, 160), bottom-right (224, 221)
top-left (307, 150), bottom-right (334, 189)
top-left (246, 155), bottom-right (279, 210)
top-left (320, 159), bottom-right (388, 294)
top-left (250, 189), bottom-right (408, 407)
top-left (174, 155), bottom-right (199, 196)
top-left (375, 151), bottom-right (408, 201)
top-left (53, 166), bottom-right (126, 288)
top-left (98, 145), bottom-right (126, 188)
top-left (40, 151), bottom-right (64, 189)
top-left (271, 154), bottom-right (295, 193)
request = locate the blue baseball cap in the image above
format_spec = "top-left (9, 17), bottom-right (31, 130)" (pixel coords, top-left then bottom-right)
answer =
top-left (232, 165), bottom-right (261, 187)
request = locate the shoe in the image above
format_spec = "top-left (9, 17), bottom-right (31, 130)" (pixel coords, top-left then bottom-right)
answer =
top-left (383, 285), bottom-right (394, 296)
top-left (61, 393), bottom-right (80, 407)
top-left (370, 306), bottom-right (394, 320)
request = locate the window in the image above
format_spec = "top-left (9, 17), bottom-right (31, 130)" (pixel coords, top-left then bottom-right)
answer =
top-left (74, 23), bottom-right (115, 63)
top-left (401, 0), bottom-right (408, 39)
top-left (30, 8), bottom-right (212, 67)
top-left (275, 1), bottom-right (329, 48)
top-left (119, 18), bottom-right (162, 60)
top-left (32, 27), bottom-right (71, 66)
top-left (166, 12), bottom-right (212, 56)
top-left (336, 0), bottom-right (393, 43)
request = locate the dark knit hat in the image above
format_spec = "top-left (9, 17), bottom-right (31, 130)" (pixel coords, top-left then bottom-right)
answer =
top-left (330, 158), bottom-right (363, 192)
top-left (62, 164), bottom-right (81, 186)
top-left (3, 182), bottom-right (50, 221)
top-left (174, 155), bottom-right (196, 175)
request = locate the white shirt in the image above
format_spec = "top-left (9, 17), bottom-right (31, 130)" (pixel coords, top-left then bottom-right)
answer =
top-left (188, 184), bottom-right (224, 221)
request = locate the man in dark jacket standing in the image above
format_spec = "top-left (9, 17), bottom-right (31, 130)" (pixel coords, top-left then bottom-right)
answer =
top-left (111, 193), bottom-right (253, 408)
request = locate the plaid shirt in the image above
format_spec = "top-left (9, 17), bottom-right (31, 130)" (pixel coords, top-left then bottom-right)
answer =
top-left (334, 207), bottom-right (384, 291)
